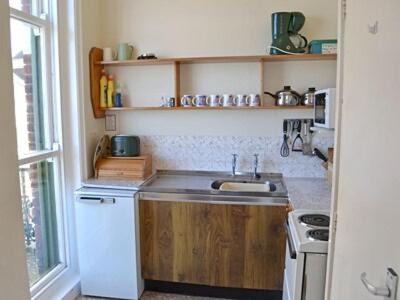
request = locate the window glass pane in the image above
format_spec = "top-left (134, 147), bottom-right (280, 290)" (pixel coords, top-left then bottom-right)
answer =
top-left (9, 0), bottom-right (39, 16)
top-left (20, 159), bottom-right (60, 286)
top-left (10, 19), bottom-right (50, 158)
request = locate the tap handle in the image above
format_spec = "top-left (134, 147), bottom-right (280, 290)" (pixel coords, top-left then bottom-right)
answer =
top-left (232, 153), bottom-right (238, 162)
top-left (254, 153), bottom-right (259, 163)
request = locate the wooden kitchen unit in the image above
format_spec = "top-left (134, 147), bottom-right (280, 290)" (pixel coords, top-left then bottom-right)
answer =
top-left (139, 199), bottom-right (288, 290)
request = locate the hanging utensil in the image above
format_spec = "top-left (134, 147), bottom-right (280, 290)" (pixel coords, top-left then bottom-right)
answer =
top-left (280, 120), bottom-right (290, 157)
top-left (302, 120), bottom-right (313, 155)
top-left (287, 120), bottom-right (293, 145)
top-left (292, 120), bottom-right (303, 152)
top-left (313, 148), bottom-right (329, 169)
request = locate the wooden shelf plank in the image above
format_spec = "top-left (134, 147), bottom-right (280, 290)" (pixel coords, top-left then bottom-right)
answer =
top-left (96, 54), bottom-right (337, 66)
top-left (89, 48), bottom-right (106, 118)
top-left (104, 105), bottom-right (313, 112)
top-left (96, 59), bottom-right (176, 66)
top-left (173, 62), bottom-right (181, 104)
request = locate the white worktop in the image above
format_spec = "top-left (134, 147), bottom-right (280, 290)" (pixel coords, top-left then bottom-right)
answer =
top-left (82, 178), bottom-right (144, 190)
top-left (285, 177), bottom-right (332, 211)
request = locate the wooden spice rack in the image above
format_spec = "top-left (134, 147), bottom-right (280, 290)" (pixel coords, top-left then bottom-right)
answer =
top-left (89, 47), bottom-right (336, 118)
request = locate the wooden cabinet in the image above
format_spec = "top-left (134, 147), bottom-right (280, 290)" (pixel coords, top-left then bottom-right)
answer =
top-left (139, 199), bottom-right (288, 290)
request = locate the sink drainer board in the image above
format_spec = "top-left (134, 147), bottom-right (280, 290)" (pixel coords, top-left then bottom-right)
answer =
top-left (211, 180), bottom-right (277, 192)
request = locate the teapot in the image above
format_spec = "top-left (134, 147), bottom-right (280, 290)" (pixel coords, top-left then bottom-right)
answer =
top-left (264, 86), bottom-right (301, 106)
top-left (301, 87), bottom-right (316, 106)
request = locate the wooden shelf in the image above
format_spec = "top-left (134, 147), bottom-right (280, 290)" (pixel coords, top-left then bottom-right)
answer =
top-left (97, 53), bottom-right (337, 66)
top-left (104, 105), bottom-right (314, 112)
top-left (89, 47), bottom-right (336, 118)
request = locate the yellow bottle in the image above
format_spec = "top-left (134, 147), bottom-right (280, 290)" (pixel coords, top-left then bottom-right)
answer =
top-left (107, 74), bottom-right (115, 108)
top-left (99, 69), bottom-right (108, 108)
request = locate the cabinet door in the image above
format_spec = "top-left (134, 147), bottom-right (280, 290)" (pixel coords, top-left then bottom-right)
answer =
top-left (139, 200), bottom-right (287, 290)
top-left (75, 196), bottom-right (141, 299)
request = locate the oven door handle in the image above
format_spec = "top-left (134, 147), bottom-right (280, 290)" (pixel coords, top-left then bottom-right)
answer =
top-left (284, 221), bottom-right (297, 259)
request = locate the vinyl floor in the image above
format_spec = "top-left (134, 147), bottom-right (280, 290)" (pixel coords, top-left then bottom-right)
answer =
top-left (77, 291), bottom-right (231, 299)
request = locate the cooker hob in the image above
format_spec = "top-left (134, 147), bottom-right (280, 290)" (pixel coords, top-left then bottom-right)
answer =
top-left (306, 229), bottom-right (329, 241)
top-left (298, 214), bottom-right (330, 227)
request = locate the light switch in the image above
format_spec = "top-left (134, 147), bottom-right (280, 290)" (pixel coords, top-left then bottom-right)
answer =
top-left (105, 114), bottom-right (117, 131)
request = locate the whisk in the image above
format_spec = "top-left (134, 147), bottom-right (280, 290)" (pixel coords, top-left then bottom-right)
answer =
top-left (280, 120), bottom-right (290, 157)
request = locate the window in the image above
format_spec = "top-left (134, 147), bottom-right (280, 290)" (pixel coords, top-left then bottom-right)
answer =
top-left (9, 0), bottom-right (66, 292)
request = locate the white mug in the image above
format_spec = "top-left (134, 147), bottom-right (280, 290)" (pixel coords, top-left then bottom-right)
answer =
top-left (234, 94), bottom-right (248, 107)
top-left (246, 94), bottom-right (261, 107)
top-left (219, 94), bottom-right (234, 107)
top-left (103, 47), bottom-right (116, 62)
top-left (192, 95), bottom-right (207, 107)
top-left (206, 95), bottom-right (221, 107)
top-left (180, 95), bottom-right (193, 107)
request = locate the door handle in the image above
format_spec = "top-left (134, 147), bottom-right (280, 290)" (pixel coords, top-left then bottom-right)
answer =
top-left (284, 221), bottom-right (297, 259)
top-left (78, 197), bottom-right (116, 204)
top-left (360, 268), bottom-right (398, 300)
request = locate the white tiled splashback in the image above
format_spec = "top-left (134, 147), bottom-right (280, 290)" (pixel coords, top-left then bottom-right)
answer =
top-left (140, 135), bottom-right (333, 178)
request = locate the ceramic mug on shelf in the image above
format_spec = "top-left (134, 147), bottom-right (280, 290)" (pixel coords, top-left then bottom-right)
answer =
top-left (180, 95), bottom-right (194, 107)
top-left (246, 94), bottom-right (261, 107)
top-left (234, 94), bottom-right (248, 107)
top-left (117, 43), bottom-right (134, 61)
top-left (162, 97), bottom-right (175, 107)
top-left (192, 95), bottom-right (208, 107)
top-left (103, 47), bottom-right (116, 62)
top-left (219, 94), bottom-right (234, 107)
top-left (206, 95), bottom-right (221, 107)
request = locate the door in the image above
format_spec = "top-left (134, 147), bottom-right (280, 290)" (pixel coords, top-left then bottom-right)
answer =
top-left (327, 0), bottom-right (400, 299)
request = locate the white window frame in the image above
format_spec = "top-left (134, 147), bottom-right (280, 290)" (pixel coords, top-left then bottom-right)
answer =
top-left (9, 0), bottom-right (68, 297)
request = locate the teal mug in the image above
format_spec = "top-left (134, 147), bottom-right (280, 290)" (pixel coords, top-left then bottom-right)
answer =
top-left (117, 43), bottom-right (134, 61)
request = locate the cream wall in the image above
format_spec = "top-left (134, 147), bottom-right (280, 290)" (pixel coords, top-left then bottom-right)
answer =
top-left (0, 0), bottom-right (30, 297)
top-left (79, 0), bottom-right (108, 177)
top-left (79, 0), bottom-right (338, 176)
top-left (91, 0), bottom-right (338, 137)
top-left (99, 0), bottom-right (337, 57)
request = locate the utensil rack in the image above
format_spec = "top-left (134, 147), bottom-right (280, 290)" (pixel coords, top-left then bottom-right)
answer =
top-left (89, 47), bottom-right (337, 118)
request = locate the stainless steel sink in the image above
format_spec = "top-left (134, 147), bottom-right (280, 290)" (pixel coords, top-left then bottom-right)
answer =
top-left (139, 170), bottom-right (288, 205)
top-left (140, 170), bottom-right (284, 194)
top-left (211, 180), bottom-right (277, 192)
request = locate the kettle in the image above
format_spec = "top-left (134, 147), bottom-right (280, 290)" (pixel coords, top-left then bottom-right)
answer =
top-left (301, 87), bottom-right (316, 106)
top-left (264, 86), bottom-right (301, 106)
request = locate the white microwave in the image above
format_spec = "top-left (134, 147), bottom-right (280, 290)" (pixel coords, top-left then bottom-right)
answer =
top-left (314, 88), bottom-right (336, 129)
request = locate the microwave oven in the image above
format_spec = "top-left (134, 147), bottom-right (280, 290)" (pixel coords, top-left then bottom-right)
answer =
top-left (314, 88), bottom-right (336, 129)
